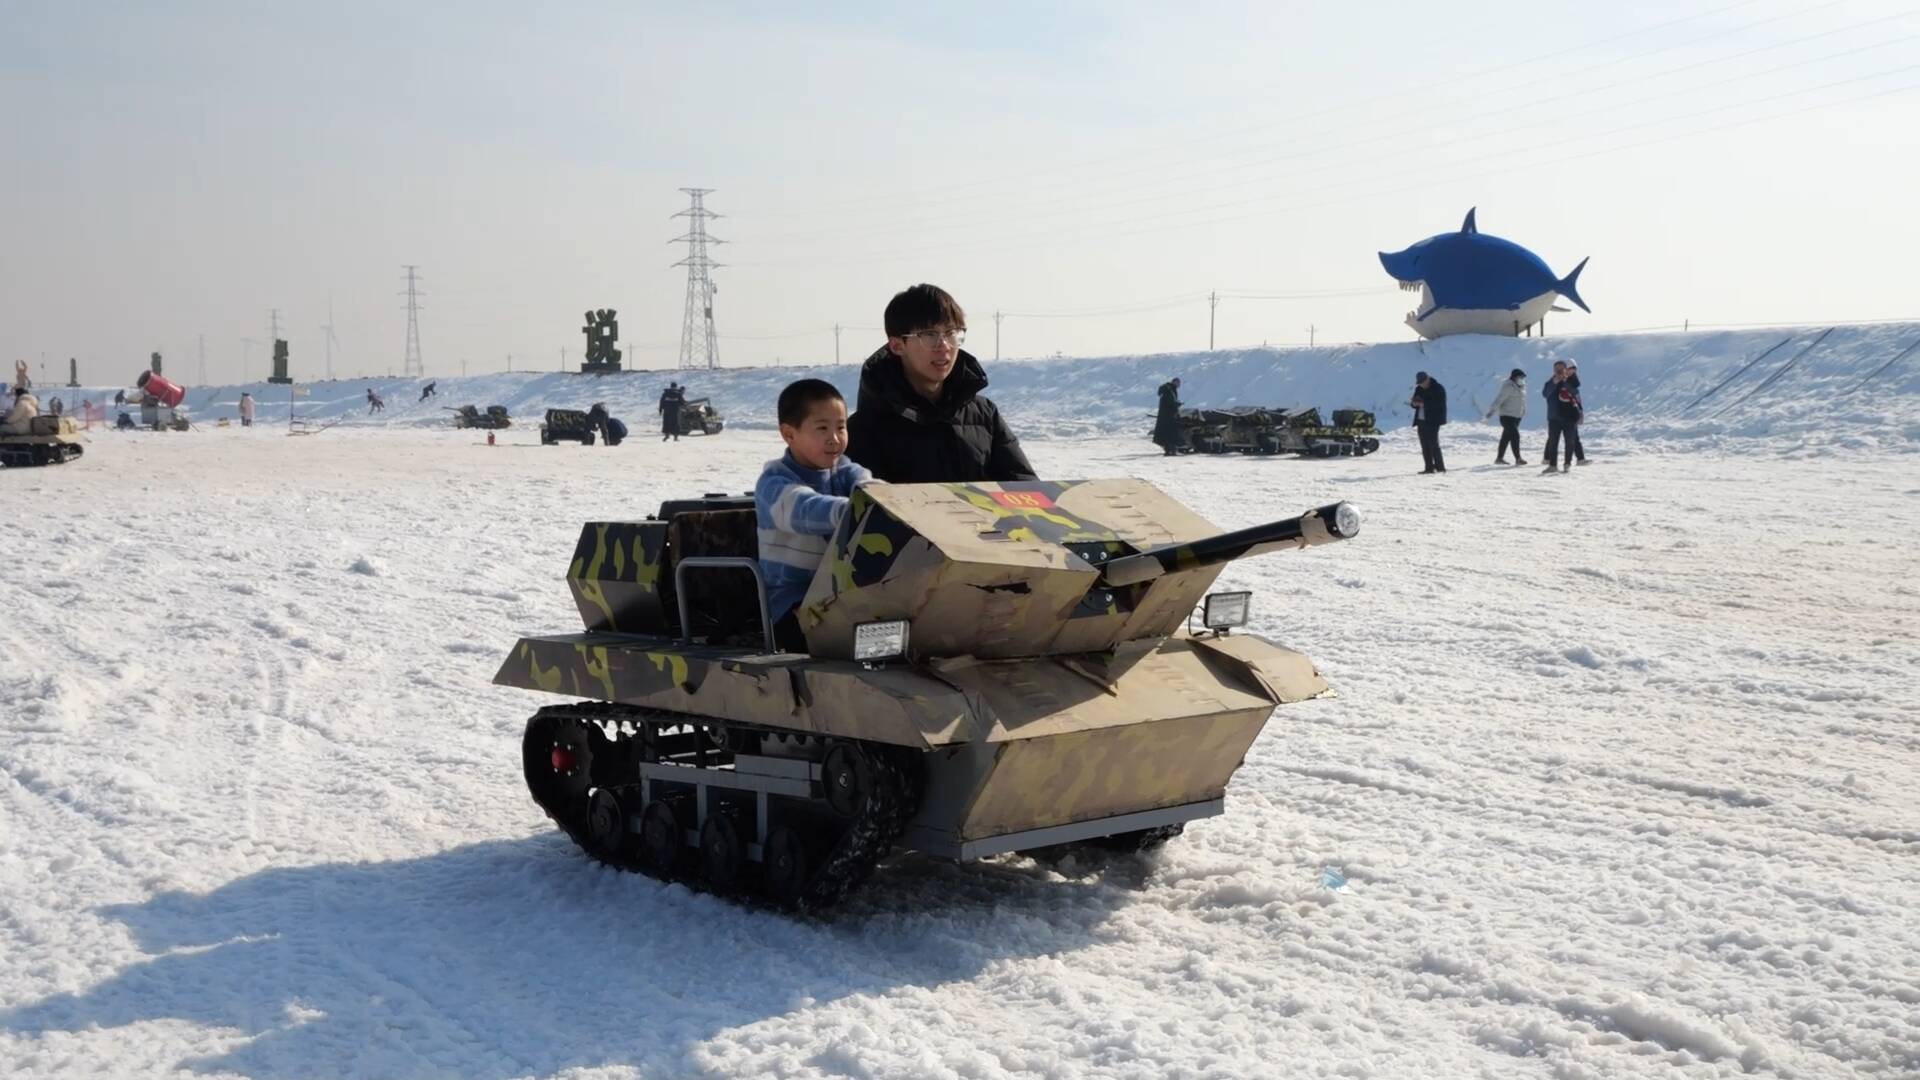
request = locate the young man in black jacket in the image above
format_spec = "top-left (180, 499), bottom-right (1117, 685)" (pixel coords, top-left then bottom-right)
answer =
top-left (1410, 371), bottom-right (1447, 474)
top-left (845, 284), bottom-right (1037, 484)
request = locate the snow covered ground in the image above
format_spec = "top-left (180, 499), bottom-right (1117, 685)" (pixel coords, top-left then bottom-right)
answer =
top-left (2, 388), bottom-right (1918, 1077)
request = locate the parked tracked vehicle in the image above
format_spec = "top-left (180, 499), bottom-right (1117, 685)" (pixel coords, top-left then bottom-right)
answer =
top-left (0, 415), bottom-right (85, 467)
top-left (452, 404), bottom-right (512, 430)
top-left (497, 480), bottom-right (1359, 909)
top-left (1177, 406), bottom-right (1381, 457)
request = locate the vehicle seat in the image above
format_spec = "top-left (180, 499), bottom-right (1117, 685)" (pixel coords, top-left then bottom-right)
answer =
top-left (666, 509), bottom-right (767, 646)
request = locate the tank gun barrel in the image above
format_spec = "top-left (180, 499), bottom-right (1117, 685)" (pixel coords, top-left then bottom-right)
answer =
top-left (1097, 501), bottom-right (1360, 587)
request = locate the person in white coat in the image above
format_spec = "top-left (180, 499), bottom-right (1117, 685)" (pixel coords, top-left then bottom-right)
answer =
top-left (1484, 367), bottom-right (1528, 465)
top-left (2, 386), bottom-right (40, 435)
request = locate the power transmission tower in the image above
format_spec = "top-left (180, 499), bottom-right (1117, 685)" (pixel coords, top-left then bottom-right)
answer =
top-left (401, 265), bottom-right (426, 377)
top-left (321, 300), bottom-right (339, 380)
top-left (671, 188), bottom-right (723, 370)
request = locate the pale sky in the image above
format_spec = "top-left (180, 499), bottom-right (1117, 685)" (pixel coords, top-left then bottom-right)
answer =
top-left (5, 0), bottom-right (1917, 384)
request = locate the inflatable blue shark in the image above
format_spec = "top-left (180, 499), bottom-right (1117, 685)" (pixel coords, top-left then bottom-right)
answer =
top-left (1378, 208), bottom-right (1589, 339)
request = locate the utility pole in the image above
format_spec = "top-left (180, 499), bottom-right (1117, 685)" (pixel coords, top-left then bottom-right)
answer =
top-left (1209, 291), bottom-right (1218, 350)
top-left (198, 334), bottom-right (207, 384)
top-left (834, 323), bottom-right (842, 365)
top-left (671, 188), bottom-right (723, 370)
top-left (1307, 324), bottom-right (1316, 347)
top-left (507, 353), bottom-right (513, 372)
top-left (460, 357), bottom-right (467, 377)
top-left (268, 308), bottom-right (282, 350)
top-left (401, 265), bottom-right (425, 377)
top-left (994, 310), bottom-right (1003, 361)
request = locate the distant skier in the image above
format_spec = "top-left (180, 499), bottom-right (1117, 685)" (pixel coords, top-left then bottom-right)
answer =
top-left (1411, 371), bottom-right (1447, 474)
top-left (1484, 368), bottom-right (1527, 465)
top-left (658, 381), bottom-right (684, 441)
top-left (419, 381), bottom-right (437, 402)
top-left (1153, 377), bottom-right (1185, 455)
top-left (366, 388), bottom-right (385, 414)
top-left (239, 392), bottom-right (256, 427)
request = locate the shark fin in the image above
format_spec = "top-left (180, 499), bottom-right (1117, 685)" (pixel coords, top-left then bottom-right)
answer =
top-left (1558, 257), bottom-right (1591, 313)
top-left (1461, 207), bottom-right (1478, 234)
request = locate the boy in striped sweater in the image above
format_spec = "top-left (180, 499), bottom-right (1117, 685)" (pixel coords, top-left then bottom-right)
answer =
top-left (756, 379), bottom-right (872, 650)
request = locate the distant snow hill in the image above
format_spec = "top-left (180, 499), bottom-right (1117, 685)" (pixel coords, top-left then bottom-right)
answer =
top-left (67, 323), bottom-right (1920, 453)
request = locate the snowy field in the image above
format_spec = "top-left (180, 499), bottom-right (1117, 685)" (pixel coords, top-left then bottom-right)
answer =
top-left (3, 417), bottom-right (1919, 1078)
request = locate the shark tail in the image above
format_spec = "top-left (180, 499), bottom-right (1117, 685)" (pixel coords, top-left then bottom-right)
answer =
top-left (1558, 257), bottom-right (1591, 313)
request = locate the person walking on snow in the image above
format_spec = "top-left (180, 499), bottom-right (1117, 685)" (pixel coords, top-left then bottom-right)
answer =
top-left (239, 392), bottom-right (256, 427)
top-left (658, 382), bottom-right (684, 441)
top-left (419, 381), bottom-right (437, 402)
top-left (1153, 377), bottom-right (1185, 455)
top-left (366, 388), bottom-right (385, 414)
top-left (1563, 361), bottom-right (1588, 466)
top-left (1485, 368), bottom-right (1527, 465)
top-left (1411, 371), bottom-right (1447, 474)
top-left (1541, 362), bottom-right (1583, 473)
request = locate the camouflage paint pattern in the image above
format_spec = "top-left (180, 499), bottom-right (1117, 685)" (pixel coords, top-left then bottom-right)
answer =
top-left (566, 521), bottom-right (672, 635)
top-left (799, 479), bottom-right (1233, 660)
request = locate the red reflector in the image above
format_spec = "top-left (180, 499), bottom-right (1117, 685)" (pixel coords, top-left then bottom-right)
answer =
top-left (550, 747), bottom-right (577, 773)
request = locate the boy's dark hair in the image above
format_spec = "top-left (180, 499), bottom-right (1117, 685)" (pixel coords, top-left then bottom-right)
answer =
top-left (884, 284), bottom-right (966, 338)
top-left (777, 378), bottom-right (845, 427)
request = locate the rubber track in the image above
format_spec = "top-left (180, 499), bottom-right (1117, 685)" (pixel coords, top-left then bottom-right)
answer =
top-left (524, 702), bottom-right (918, 912)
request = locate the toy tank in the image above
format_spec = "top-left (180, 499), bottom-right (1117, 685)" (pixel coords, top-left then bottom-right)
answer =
top-left (0, 415), bottom-right (86, 467)
top-left (1177, 406), bottom-right (1381, 457)
top-left (677, 396), bottom-right (724, 435)
top-left (496, 480), bottom-right (1360, 910)
top-left (453, 404), bottom-right (512, 429)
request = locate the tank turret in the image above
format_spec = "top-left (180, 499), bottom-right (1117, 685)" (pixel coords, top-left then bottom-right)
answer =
top-left (798, 480), bottom-right (1357, 659)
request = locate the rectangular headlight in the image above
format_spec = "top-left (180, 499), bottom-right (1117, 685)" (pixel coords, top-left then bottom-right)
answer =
top-left (853, 620), bottom-right (910, 662)
top-left (1202, 591), bottom-right (1251, 631)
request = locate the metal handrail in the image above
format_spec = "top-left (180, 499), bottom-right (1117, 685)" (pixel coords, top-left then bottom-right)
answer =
top-left (673, 556), bottom-right (778, 652)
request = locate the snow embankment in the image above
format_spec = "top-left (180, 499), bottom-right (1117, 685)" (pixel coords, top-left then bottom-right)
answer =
top-left (56, 322), bottom-right (1920, 455)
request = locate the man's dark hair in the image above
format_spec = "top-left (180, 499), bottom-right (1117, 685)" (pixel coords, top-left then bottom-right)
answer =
top-left (778, 378), bottom-right (845, 427)
top-left (884, 284), bottom-right (966, 338)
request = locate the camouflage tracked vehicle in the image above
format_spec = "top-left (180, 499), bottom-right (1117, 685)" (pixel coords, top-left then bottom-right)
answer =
top-left (1177, 406), bottom-right (1381, 457)
top-left (453, 404), bottom-right (512, 430)
top-left (0, 415), bottom-right (85, 467)
top-left (497, 481), bottom-right (1359, 910)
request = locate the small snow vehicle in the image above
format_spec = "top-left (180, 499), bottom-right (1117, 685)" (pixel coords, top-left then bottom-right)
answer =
top-left (540, 404), bottom-right (623, 446)
top-left (1175, 406), bottom-right (1380, 457)
top-left (675, 397), bottom-right (724, 436)
top-left (452, 404), bottom-right (512, 430)
top-left (497, 480), bottom-right (1359, 909)
top-left (0, 415), bottom-right (85, 467)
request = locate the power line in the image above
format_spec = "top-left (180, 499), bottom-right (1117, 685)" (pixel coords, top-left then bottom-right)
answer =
top-left (740, 9), bottom-right (1904, 251)
top-left (732, 69), bottom-right (1920, 269)
top-left (732, 0), bottom-right (1778, 221)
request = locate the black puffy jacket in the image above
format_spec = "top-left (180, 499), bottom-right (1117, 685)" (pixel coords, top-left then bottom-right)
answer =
top-left (845, 346), bottom-right (1037, 484)
top-left (1413, 379), bottom-right (1448, 426)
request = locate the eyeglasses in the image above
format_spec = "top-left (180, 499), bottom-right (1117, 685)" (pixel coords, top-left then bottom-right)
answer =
top-left (901, 328), bottom-right (965, 347)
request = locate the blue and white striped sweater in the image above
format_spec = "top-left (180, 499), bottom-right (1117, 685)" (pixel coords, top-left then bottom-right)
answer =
top-left (755, 451), bottom-right (872, 620)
